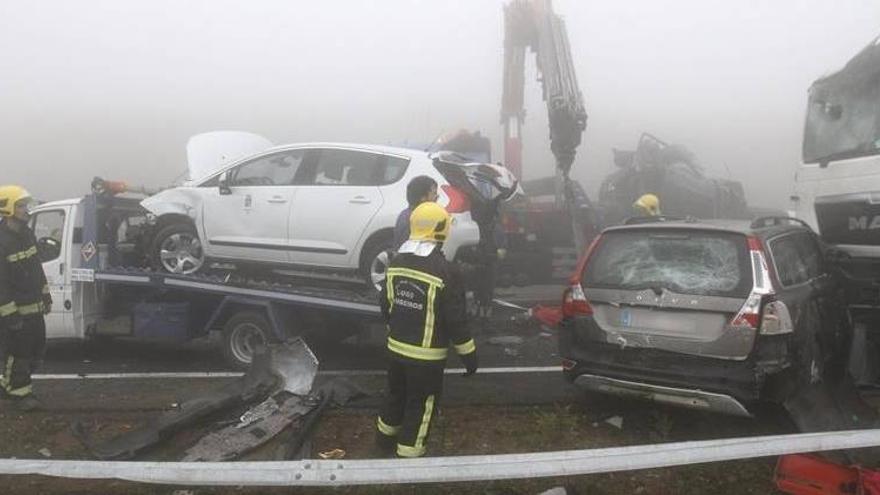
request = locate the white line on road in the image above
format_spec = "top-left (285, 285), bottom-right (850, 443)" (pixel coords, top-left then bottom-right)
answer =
top-left (32, 366), bottom-right (561, 381)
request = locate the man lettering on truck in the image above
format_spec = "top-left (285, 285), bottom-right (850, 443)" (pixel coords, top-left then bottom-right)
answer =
top-left (0, 185), bottom-right (51, 411)
top-left (377, 202), bottom-right (478, 458)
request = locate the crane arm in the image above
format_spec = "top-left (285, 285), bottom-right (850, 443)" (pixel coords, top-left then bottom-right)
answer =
top-left (501, 0), bottom-right (587, 179)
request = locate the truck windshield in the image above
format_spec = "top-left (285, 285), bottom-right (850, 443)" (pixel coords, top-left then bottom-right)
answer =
top-left (803, 38), bottom-right (880, 165)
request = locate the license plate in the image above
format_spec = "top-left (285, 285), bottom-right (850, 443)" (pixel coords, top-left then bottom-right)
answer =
top-left (619, 309), bottom-right (632, 327)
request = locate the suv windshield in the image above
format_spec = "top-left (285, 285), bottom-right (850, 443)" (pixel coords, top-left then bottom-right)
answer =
top-left (803, 38), bottom-right (880, 165)
top-left (583, 230), bottom-right (752, 297)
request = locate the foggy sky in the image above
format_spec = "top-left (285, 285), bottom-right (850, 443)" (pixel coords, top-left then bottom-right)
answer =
top-left (1, 0), bottom-right (878, 209)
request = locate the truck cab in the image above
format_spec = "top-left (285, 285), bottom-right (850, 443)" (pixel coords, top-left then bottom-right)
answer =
top-left (792, 35), bottom-right (880, 259)
top-left (29, 195), bottom-right (150, 341)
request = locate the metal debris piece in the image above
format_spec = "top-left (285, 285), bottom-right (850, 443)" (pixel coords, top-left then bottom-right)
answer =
top-left (271, 338), bottom-right (319, 395)
top-left (72, 341), bottom-right (318, 461)
top-left (181, 393), bottom-right (315, 462)
top-left (318, 448), bottom-right (346, 459)
top-left (236, 397), bottom-right (280, 429)
top-left (537, 488), bottom-right (567, 495)
top-left (604, 416), bottom-right (624, 429)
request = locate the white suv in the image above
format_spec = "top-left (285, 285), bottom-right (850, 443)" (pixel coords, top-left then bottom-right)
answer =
top-left (141, 132), bottom-right (518, 287)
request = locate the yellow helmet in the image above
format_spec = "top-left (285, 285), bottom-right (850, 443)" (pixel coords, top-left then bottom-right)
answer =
top-left (633, 193), bottom-right (661, 216)
top-left (0, 185), bottom-right (32, 217)
top-left (409, 202), bottom-right (451, 242)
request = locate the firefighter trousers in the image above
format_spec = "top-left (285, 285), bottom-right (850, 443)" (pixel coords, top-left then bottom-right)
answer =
top-left (377, 359), bottom-right (444, 458)
top-left (0, 315), bottom-right (45, 398)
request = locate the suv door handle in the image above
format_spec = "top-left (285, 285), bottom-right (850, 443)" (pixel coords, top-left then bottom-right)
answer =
top-left (267, 196), bottom-right (288, 204)
top-left (350, 196), bottom-right (371, 204)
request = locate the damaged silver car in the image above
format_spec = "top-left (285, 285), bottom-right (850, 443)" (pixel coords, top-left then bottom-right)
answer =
top-left (558, 217), bottom-right (851, 416)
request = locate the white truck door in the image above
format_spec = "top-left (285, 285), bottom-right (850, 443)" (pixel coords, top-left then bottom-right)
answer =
top-left (30, 206), bottom-right (73, 339)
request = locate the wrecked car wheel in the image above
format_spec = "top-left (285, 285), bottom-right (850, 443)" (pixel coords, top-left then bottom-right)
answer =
top-left (151, 222), bottom-right (205, 275)
top-left (222, 311), bottom-right (273, 370)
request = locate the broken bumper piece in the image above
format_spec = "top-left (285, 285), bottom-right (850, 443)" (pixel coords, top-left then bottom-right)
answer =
top-left (573, 373), bottom-right (751, 417)
top-left (74, 339), bottom-right (318, 461)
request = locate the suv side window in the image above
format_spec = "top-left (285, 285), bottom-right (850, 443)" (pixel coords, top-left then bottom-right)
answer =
top-left (309, 149), bottom-right (381, 186)
top-left (769, 231), bottom-right (823, 287)
top-left (305, 149), bottom-right (410, 186)
top-left (231, 150), bottom-right (305, 187)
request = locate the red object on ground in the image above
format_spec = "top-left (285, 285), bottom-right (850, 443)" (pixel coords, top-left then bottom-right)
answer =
top-left (774, 454), bottom-right (868, 494)
top-left (532, 305), bottom-right (562, 327)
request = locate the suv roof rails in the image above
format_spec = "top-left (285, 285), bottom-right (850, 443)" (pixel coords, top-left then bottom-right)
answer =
top-left (750, 216), bottom-right (813, 230)
top-left (622, 215), bottom-right (696, 225)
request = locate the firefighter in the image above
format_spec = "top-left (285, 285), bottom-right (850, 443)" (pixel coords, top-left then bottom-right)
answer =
top-left (633, 193), bottom-right (661, 217)
top-left (377, 202), bottom-right (478, 458)
top-left (0, 185), bottom-right (51, 411)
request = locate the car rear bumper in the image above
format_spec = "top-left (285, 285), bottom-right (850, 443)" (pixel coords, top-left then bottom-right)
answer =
top-left (559, 318), bottom-right (795, 415)
top-left (572, 373), bottom-right (752, 417)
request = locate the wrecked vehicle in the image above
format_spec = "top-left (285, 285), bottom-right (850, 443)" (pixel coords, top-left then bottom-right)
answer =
top-left (141, 132), bottom-right (519, 290)
top-left (558, 216), bottom-right (851, 416)
top-left (28, 185), bottom-right (384, 369)
top-left (598, 133), bottom-right (750, 226)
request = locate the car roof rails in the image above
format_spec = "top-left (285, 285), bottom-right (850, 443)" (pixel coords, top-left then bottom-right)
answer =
top-left (622, 215), bottom-right (695, 225)
top-left (750, 216), bottom-right (813, 230)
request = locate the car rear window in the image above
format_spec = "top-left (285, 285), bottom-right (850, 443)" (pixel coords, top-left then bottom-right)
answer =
top-left (583, 229), bottom-right (752, 297)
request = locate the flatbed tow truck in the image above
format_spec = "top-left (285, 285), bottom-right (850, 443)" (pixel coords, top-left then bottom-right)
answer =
top-left (29, 181), bottom-right (382, 369)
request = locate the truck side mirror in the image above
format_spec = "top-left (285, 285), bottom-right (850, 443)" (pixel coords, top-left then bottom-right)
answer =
top-left (219, 172), bottom-right (232, 195)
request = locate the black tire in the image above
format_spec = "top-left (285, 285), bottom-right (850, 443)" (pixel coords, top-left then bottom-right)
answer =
top-left (150, 221), bottom-right (205, 275)
top-left (360, 233), bottom-right (394, 293)
top-left (221, 311), bottom-right (274, 370)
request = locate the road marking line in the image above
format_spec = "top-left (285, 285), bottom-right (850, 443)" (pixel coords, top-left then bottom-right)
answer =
top-left (32, 366), bottom-right (561, 380)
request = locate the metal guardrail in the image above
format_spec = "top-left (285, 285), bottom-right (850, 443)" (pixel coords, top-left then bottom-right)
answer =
top-left (1, 429), bottom-right (879, 486)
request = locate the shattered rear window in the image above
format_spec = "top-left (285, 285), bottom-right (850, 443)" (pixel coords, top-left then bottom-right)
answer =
top-left (583, 230), bottom-right (751, 297)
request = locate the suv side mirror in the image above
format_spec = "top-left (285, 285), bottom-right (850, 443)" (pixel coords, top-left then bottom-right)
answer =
top-left (219, 171), bottom-right (232, 195)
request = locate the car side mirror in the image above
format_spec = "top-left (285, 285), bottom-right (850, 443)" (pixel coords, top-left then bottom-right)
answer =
top-left (219, 172), bottom-right (232, 195)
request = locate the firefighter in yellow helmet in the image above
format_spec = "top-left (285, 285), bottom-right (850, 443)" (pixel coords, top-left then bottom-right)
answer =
top-left (633, 193), bottom-right (661, 217)
top-left (376, 202), bottom-right (477, 458)
top-left (0, 186), bottom-right (51, 411)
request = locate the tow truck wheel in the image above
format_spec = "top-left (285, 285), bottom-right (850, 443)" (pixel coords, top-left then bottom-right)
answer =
top-left (150, 221), bottom-right (205, 275)
top-left (221, 311), bottom-right (272, 370)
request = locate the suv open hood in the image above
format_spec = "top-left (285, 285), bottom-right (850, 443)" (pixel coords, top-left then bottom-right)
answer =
top-left (186, 131), bottom-right (273, 183)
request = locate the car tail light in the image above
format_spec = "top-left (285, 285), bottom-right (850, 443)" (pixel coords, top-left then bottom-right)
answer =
top-left (730, 293), bottom-right (763, 330)
top-left (562, 283), bottom-right (593, 317)
top-left (561, 358), bottom-right (577, 371)
top-left (759, 300), bottom-right (794, 335)
top-left (441, 185), bottom-right (470, 213)
top-left (729, 235), bottom-right (778, 332)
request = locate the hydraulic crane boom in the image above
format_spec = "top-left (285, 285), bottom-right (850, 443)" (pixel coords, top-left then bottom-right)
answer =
top-left (502, 0), bottom-right (589, 252)
top-left (501, 0), bottom-right (587, 180)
